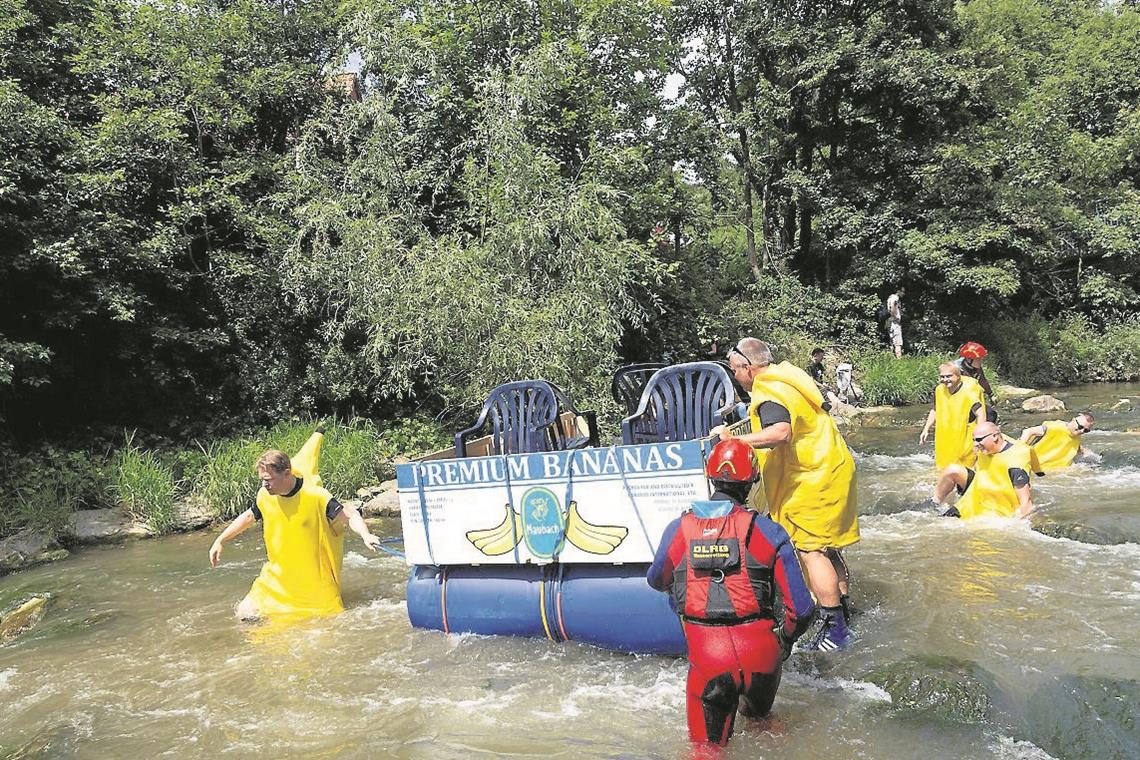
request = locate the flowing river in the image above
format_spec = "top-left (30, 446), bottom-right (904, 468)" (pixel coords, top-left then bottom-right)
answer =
top-left (3, 384), bottom-right (1139, 759)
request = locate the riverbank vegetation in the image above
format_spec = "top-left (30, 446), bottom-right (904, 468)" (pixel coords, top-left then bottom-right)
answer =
top-left (2, 0), bottom-right (1138, 535)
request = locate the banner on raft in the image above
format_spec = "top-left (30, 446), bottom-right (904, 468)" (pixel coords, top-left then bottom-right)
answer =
top-left (396, 440), bottom-right (712, 565)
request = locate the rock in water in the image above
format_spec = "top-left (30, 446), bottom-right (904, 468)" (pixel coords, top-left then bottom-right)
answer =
top-left (867, 656), bottom-right (995, 724)
top-left (0, 595), bottom-right (50, 644)
top-left (1110, 398), bottom-right (1132, 412)
top-left (1021, 394), bottom-right (1066, 413)
top-left (1026, 675), bottom-right (1140, 759)
top-left (995, 384), bottom-right (1039, 398)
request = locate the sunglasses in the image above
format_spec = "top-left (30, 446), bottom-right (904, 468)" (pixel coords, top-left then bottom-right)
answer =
top-left (938, 374), bottom-right (956, 380)
top-left (728, 345), bottom-right (752, 366)
top-left (1074, 421), bottom-right (1091, 433)
top-left (973, 432), bottom-right (998, 443)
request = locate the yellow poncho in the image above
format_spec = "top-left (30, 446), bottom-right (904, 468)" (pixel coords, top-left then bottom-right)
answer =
top-left (934, 377), bottom-right (987, 470)
top-left (748, 362), bottom-right (859, 552)
top-left (1029, 421), bottom-right (1081, 473)
top-left (956, 440), bottom-right (1033, 520)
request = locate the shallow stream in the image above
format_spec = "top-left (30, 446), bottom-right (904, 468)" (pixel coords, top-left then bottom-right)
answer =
top-left (2, 384), bottom-right (1139, 759)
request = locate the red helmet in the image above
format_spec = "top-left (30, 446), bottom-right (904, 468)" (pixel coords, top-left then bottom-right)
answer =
top-left (958, 341), bottom-right (988, 360)
top-left (705, 438), bottom-right (760, 483)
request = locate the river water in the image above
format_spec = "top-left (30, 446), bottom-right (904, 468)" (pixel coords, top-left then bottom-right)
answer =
top-left (2, 384), bottom-right (1139, 759)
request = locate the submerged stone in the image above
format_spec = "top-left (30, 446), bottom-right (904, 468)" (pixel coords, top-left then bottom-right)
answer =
top-left (1032, 518), bottom-right (1126, 546)
top-left (867, 655), bottom-right (994, 724)
top-left (0, 594), bottom-right (51, 644)
top-left (1026, 674), bottom-right (1140, 759)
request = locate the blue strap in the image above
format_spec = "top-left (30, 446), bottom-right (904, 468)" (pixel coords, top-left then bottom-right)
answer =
top-left (415, 465), bottom-right (436, 565)
top-left (502, 454), bottom-right (520, 564)
top-left (617, 445), bottom-right (655, 554)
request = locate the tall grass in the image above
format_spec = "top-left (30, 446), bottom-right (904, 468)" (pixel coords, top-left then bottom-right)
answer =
top-left (854, 352), bottom-right (945, 406)
top-left (192, 419), bottom-right (400, 520)
top-left (113, 436), bottom-right (179, 533)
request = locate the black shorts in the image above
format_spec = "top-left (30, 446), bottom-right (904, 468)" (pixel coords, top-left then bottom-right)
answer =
top-left (955, 468), bottom-right (976, 496)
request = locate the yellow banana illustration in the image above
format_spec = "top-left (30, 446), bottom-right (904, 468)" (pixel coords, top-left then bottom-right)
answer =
top-left (565, 502), bottom-right (628, 555)
top-left (466, 503), bottom-right (524, 556)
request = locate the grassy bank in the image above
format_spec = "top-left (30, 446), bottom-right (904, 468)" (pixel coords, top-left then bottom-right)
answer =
top-left (0, 418), bottom-right (449, 540)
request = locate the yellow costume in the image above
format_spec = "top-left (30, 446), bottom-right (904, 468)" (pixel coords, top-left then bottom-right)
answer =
top-left (748, 362), bottom-right (859, 551)
top-left (245, 431), bottom-right (345, 617)
top-left (1028, 421), bottom-right (1081, 473)
top-left (934, 377), bottom-right (987, 470)
top-left (956, 440), bottom-right (1033, 519)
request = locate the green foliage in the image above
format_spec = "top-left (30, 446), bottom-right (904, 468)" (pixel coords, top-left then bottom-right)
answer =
top-left (113, 437), bottom-right (178, 533)
top-left (191, 420), bottom-right (389, 520)
top-left (377, 417), bottom-right (451, 462)
top-left (985, 315), bottom-right (1140, 387)
top-left (0, 447), bottom-right (113, 538)
top-left (855, 353), bottom-right (946, 406)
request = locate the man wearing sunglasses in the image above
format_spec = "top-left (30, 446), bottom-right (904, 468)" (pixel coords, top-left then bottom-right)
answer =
top-left (1018, 411), bottom-right (1099, 473)
top-left (919, 363), bottom-right (987, 470)
top-left (716, 337), bottom-right (859, 651)
top-left (931, 421), bottom-right (1034, 519)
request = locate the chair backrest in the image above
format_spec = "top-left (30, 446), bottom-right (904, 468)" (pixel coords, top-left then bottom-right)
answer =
top-left (611, 363), bottom-right (668, 416)
top-left (620, 362), bottom-right (739, 445)
top-left (455, 381), bottom-right (561, 457)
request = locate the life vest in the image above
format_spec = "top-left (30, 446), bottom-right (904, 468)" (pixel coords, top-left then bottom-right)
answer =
top-left (671, 507), bottom-right (774, 623)
top-left (748, 362), bottom-right (859, 552)
top-left (246, 481), bottom-right (345, 617)
top-left (934, 377), bottom-right (986, 470)
top-left (1029, 420), bottom-right (1081, 473)
top-left (956, 440), bottom-right (1033, 519)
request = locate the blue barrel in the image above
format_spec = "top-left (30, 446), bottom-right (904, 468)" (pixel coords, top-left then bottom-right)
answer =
top-left (405, 564), bottom-right (686, 655)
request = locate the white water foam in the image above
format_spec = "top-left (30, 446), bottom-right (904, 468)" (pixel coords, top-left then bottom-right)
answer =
top-left (989, 736), bottom-right (1057, 759)
top-left (0, 668), bottom-right (15, 691)
top-left (782, 671), bottom-right (893, 703)
top-left (854, 452), bottom-right (934, 471)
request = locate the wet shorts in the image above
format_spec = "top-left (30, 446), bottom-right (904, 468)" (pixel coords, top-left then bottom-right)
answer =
top-left (955, 468), bottom-right (976, 496)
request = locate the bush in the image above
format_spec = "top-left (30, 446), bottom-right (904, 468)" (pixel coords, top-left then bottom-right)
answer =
top-left (854, 352), bottom-right (945, 406)
top-left (113, 437), bottom-right (179, 533)
top-left (191, 418), bottom-right (392, 520)
top-left (984, 315), bottom-right (1140, 387)
top-left (0, 447), bottom-right (114, 538)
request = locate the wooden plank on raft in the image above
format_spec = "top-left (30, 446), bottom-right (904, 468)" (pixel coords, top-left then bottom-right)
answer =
top-left (417, 413), bottom-right (585, 462)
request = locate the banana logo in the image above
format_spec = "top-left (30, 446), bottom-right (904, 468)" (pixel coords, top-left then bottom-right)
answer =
top-left (564, 501), bottom-right (628, 555)
top-left (465, 503), bottom-right (524, 556)
top-left (466, 499), bottom-right (629, 557)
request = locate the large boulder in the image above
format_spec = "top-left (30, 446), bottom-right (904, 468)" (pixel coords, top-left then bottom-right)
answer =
top-left (1021, 394), bottom-right (1066, 413)
top-left (362, 480), bottom-right (401, 517)
top-left (995, 384), bottom-right (1039, 398)
top-left (0, 530), bottom-right (67, 574)
top-left (867, 655), bottom-right (996, 724)
top-left (68, 509), bottom-right (153, 544)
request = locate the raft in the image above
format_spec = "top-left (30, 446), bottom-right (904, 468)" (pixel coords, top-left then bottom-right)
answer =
top-left (397, 439), bottom-right (716, 655)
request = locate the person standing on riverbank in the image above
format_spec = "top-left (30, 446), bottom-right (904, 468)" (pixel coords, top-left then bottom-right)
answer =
top-left (1019, 411), bottom-right (1100, 472)
top-left (932, 421), bottom-right (1034, 519)
top-left (886, 286), bottom-right (904, 358)
top-left (647, 438), bottom-right (815, 749)
top-left (717, 337), bottom-right (859, 651)
top-left (208, 449), bottom-right (381, 619)
top-left (920, 363), bottom-right (987, 470)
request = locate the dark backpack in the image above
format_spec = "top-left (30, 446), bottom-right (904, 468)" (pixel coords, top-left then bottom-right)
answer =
top-left (876, 302), bottom-right (889, 323)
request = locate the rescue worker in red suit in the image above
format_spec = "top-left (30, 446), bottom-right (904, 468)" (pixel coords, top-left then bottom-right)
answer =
top-left (647, 439), bottom-right (816, 748)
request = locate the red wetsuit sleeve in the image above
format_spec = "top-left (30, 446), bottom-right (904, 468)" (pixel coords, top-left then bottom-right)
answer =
top-left (771, 530), bottom-right (816, 640)
top-left (647, 516), bottom-right (684, 591)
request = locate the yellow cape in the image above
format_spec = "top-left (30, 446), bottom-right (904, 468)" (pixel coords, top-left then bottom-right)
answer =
top-left (749, 362), bottom-right (859, 551)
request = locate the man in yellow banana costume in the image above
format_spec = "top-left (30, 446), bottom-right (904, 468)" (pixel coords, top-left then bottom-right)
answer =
top-left (716, 337), bottom-right (859, 651)
top-left (931, 421), bottom-right (1034, 519)
top-left (919, 363), bottom-right (987, 470)
top-left (208, 433), bottom-right (381, 619)
top-left (1019, 411), bottom-right (1099, 472)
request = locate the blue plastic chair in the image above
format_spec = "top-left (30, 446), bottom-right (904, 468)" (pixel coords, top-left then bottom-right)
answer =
top-left (620, 362), bottom-right (740, 445)
top-left (611, 363), bottom-right (668, 416)
top-left (456, 380), bottom-right (597, 457)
